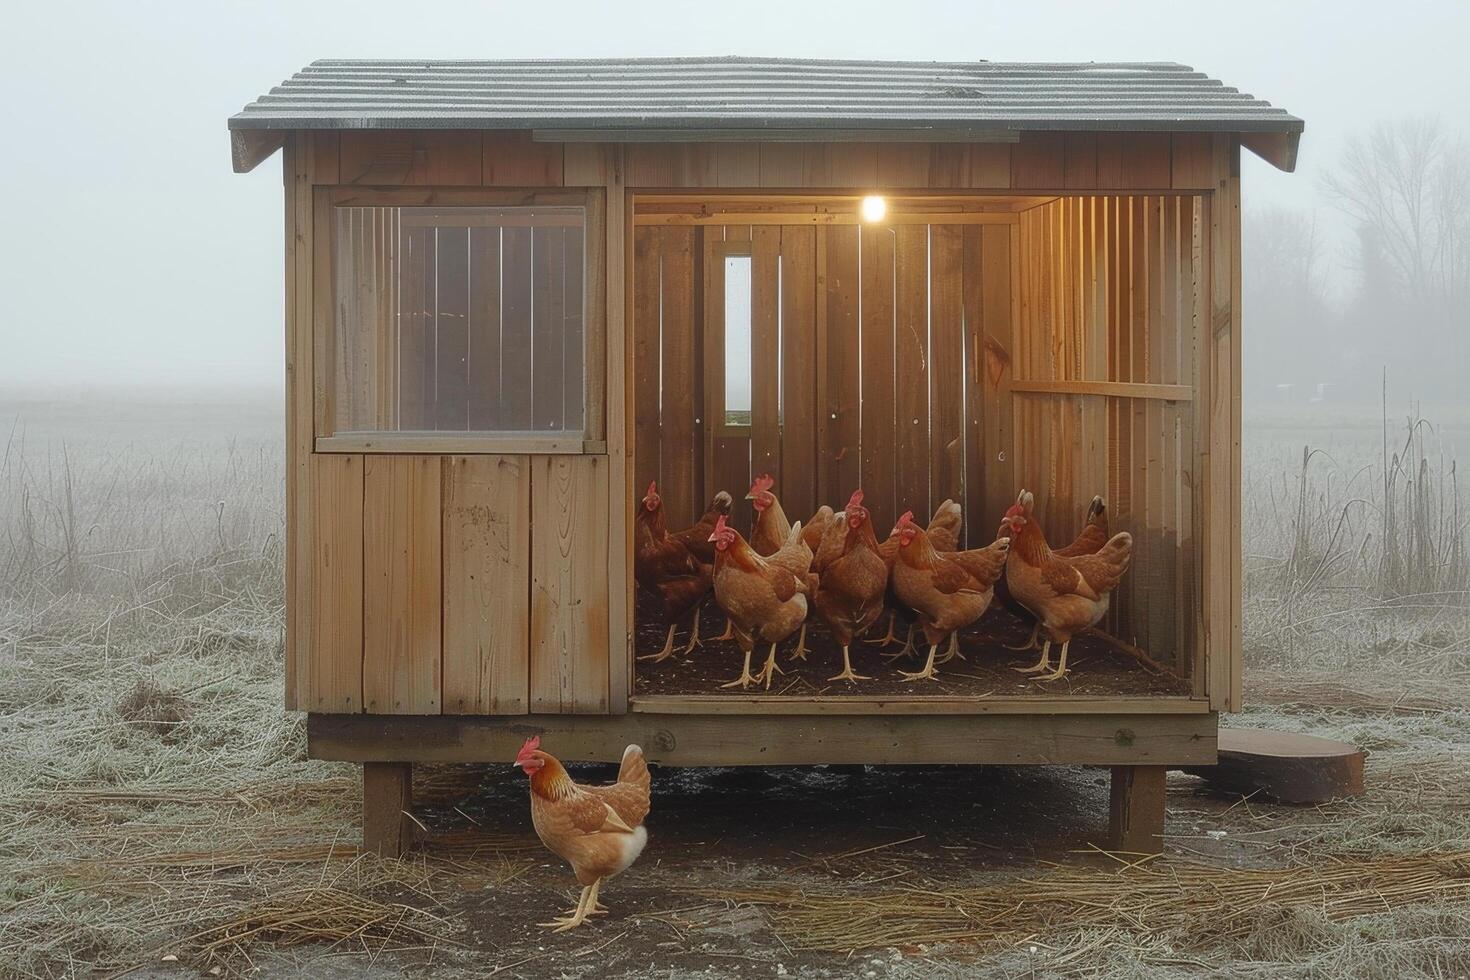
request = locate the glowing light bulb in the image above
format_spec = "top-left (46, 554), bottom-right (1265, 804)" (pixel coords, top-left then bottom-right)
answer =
top-left (860, 195), bottom-right (887, 223)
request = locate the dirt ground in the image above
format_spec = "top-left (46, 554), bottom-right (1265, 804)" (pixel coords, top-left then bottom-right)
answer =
top-left (4, 395), bottom-right (1470, 978)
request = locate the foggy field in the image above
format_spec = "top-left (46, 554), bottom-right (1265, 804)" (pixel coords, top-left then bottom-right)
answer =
top-left (3, 390), bottom-right (1469, 979)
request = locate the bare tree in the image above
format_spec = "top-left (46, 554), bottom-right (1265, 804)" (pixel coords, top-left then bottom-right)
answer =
top-left (1242, 207), bottom-right (1332, 402)
top-left (1323, 118), bottom-right (1470, 390)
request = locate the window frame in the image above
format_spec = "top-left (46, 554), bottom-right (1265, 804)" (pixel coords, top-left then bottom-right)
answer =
top-left (312, 186), bottom-right (606, 455)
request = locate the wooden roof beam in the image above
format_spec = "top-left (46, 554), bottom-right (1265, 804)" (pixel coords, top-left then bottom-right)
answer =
top-left (1240, 130), bottom-right (1299, 173)
top-left (232, 129), bottom-right (285, 173)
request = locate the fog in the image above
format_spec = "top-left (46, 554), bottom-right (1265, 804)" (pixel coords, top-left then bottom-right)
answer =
top-left (1, 0), bottom-right (1465, 407)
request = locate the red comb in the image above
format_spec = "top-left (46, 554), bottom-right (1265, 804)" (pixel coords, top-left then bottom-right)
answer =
top-left (754, 474), bottom-right (775, 492)
top-left (646, 481), bottom-right (658, 497)
top-left (846, 489), bottom-right (865, 509)
top-left (899, 510), bottom-right (915, 526)
top-left (515, 734), bottom-right (541, 762)
top-left (1004, 503), bottom-right (1025, 518)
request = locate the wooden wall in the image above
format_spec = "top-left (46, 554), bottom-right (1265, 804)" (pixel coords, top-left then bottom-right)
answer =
top-left (1013, 196), bottom-right (1202, 681)
top-left (281, 127), bottom-right (1241, 715)
top-left (632, 217), bottom-right (1016, 541)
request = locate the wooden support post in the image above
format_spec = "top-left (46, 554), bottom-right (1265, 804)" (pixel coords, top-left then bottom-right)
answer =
top-left (1108, 764), bottom-right (1166, 854)
top-left (362, 761), bottom-right (413, 857)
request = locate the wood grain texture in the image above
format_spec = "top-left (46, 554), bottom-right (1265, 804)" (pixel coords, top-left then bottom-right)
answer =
top-left (659, 226), bottom-right (700, 526)
top-left (750, 227), bottom-right (783, 482)
top-left (340, 131), bottom-right (481, 185)
top-left (632, 227), bottom-right (662, 498)
top-left (363, 455), bottom-right (442, 714)
top-left (310, 711), bottom-right (1219, 767)
top-left (929, 225), bottom-right (965, 507)
top-left (820, 225), bottom-right (862, 506)
top-left (362, 762), bottom-right (413, 857)
top-left (284, 136), bottom-right (313, 710)
top-left (780, 224), bottom-right (818, 518)
top-left (309, 453), bottom-right (363, 712)
top-left (531, 455), bottom-right (611, 714)
top-left (893, 223), bottom-right (931, 520)
top-left (482, 132), bottom-right (564, 186)
top-left (859, 225), bottom-right (897, 529)
top-left (443, 455), bottom-right (530, 715)
top-left (1109, 765), bottom-right (1167, 853)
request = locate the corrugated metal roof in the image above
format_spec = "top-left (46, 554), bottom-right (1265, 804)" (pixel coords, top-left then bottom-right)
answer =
top-left (229, 56), bottom-right (1302, 136)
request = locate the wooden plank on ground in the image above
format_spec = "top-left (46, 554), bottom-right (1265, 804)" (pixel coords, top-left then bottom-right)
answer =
top-left (363, 455), bottom-right (442, 714)
top-left (442, 455), bottom-right (531, 715)
top-left (894, 223), bottom-right (930, 521)
top-left (1183, 729), bottom-right (1365, 803)
top-left (531, 455), bottom-right (611, 714)
top-left (309, 453), bottom-right (363, 712)
top-left (859, 225), bottom-right (897, 530)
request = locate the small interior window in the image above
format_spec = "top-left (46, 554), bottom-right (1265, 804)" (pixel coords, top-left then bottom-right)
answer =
top-left (723, 255), bottom-right (753, 427)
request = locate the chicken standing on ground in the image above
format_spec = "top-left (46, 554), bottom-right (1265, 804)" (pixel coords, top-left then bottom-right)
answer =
top-left (709, 515), bottom-right (813, 689)
top-left (1001, 490), bottom-right (1133, 682)
top-left (809, 489), bottom-right (889, 683)
top-left (745, 474), bottom-right (833, 659)
top-left (516, 737), bottom-right (651, 932)
top-left (868, 498), bottom-right (964, 662)
top-left (889, 511), bottom-right (1010, 682)
top-left (994, 493), bottom-right (1111, 653)
top-left (634, 483), bottom-right (728, 662)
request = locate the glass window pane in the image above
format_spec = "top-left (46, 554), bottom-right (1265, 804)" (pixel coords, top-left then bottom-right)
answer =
top-left (724, 255), bottom-right (752, 427)
top-left (331, 206), bottom-right (586, 435)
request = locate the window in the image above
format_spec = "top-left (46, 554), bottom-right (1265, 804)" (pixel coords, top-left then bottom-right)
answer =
top-left (330, 205), bottom-right (586, 439)
top-left (722, 255), bottom-right (753, 427)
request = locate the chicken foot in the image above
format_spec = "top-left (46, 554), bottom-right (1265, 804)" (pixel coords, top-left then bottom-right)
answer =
top-left (677, 607), bottom-right (704, 656)
top-left (637, 623), bottom-right (679, 663)
top-left (1012, 640), bottom-right (1053, 674)
top-left (719, 648), bottom-right (760, 689)
top-left (862, 611), bottom-right (900, 647)
top-left (1032, 641), bottom-right (1072, 682)
top-left (1004, 623), bottom-right (1042, 652)
top-left (704, 615), bottom-right (736, 642)
top-left (540, 877), bottom-right (603, 931)
top-left (788, 622), bottom-right (812, 661)
top-left (828, 644), bottom-right (871, 683)
top-left (898, 644), bottom-right (942, 682)
top-left (879, 623), bottom-right (918, 661)
top-left (934, 633), bottom-right (966, 664)
top-left (756, 642), bottom-right (787, 690)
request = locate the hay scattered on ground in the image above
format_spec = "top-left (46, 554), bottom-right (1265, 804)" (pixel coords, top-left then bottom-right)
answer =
top-left (685, 850), bottom-right (1470, 954)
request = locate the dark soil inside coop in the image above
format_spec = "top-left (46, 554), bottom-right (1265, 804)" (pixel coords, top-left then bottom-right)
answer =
top-left (633, 597), bottom-right (1190, 698)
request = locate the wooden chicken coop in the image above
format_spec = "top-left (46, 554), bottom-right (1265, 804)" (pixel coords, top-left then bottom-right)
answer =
top-left (229, 57), bottom-right (1301, 856)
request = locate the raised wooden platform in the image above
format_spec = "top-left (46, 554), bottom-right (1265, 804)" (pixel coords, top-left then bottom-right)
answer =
top-left (1183, 728), bottom-right (1366, 804)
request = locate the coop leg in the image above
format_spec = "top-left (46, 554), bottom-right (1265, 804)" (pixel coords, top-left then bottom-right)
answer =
top-left (362, 762), bottom-right (414, 858)
top-left (1107, 765), bottom-right (1166, 854)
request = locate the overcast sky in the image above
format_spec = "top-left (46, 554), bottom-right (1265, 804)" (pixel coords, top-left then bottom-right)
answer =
top-left (1, 0), bottom-right (1465, 389)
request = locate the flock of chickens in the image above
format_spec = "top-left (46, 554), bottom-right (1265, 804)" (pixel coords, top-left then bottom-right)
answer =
top-left (635, 475), bottom-right (1135, 689)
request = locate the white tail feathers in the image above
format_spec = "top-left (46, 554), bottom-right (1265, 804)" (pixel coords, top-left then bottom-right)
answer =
top-left (617, 744), bottom-right (650, 791)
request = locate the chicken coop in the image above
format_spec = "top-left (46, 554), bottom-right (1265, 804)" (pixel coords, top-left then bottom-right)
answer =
top-left (229, 57), bottom-right (1301, 856)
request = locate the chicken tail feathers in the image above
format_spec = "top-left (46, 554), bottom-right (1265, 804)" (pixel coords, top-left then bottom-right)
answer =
top-left (1100, 530), bottom-right (1133, 565)
top-left (617, 744), bottom-right (651, 791)
top-left (1087, 495), bottom-right (1107, 524)
top-left (927, 498), bottom-right (964, 553)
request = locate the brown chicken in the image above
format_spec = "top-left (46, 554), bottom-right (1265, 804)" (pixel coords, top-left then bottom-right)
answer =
top-left (867, 498), bottom-right (964, 660)
top-left (634, 483), bottom-right (731, 662)
top-left (809, 489), bottom-right (889, 683)
top-left (746, 474), bottom-right (832, 658)
top-left (516, 737), bottom-right (650, 932)
top-left (889, 511), bottom-right (1010, 682)
top-left (709, 515), bottom-right (813, 689)
top-left (1001, 491), bottom-right (1133, 681)
top-left (994, 493), bottom-right (1110, 653)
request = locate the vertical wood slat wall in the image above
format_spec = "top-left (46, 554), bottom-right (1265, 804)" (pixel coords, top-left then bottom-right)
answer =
top-left (633, 219), bottom-right (1016, 544)
top-left (1012, 195), bottom-right (1203, 681)
top-left (284, 129), bottom-right (1240, 715)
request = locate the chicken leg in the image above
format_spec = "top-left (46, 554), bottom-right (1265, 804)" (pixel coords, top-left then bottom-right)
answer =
top-left (788, 622), bottom-right (811, 661)
top-left (934, 633), bottom-right (965, 664)
top-left (540, 877), bottom-right (602, 931)
top-left (705, 616), bottom-right (736, 642)
top-left (720, 646), bottom-right (760, 689)
top-left (879, 623), bottom-right (918, 661)
top-left (1033, 641), bottom-right (1072, 682)
top-left (1005, 623), bottom-right (1042, 652)
top-left (755, 642), bottom-right (787, 690)
top-left (863, 611), bottom-right (900, 647)
top-left (677, 607), bottom-right (703, 656)
top-left (828, 644), bottom-right (871, 683)
top-left (637, 623), bottom-right (679, 663)
top-left (898, 644), bottom-right (942, 682)
top-left (1012, 640), bottom-right (1053, 674)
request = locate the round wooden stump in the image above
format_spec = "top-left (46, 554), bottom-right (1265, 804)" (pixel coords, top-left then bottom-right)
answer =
top-left (1183, 728), bottom-right (1366, 804)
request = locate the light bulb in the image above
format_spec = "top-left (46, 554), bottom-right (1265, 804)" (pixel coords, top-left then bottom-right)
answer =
top-left (860, 195), bottom-right (887, 223)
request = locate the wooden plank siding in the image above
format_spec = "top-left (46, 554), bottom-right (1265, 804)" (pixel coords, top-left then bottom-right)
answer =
top-left (283, 126), bottom-right (1239, 723)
